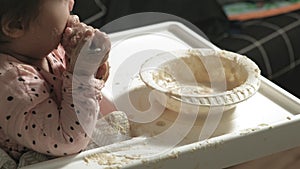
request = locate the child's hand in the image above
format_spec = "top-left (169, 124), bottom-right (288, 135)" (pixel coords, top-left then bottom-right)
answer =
top-left (61, 15), bottom-right (111, 75)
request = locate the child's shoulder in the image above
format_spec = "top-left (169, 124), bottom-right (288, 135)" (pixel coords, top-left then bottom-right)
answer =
top-left (0, 53), bottom-right (40, 79)
top-left (0, 53), bottom-right (20, 65)
top-left (0, 53), bottom-right (25, 73)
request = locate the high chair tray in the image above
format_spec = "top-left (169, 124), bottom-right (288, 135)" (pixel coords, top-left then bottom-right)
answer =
top-left (24, 21), bottom-right (300, 169)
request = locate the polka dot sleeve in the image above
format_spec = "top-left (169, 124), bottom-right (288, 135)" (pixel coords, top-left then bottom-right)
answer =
top-left (0, 52), bottom-right (104, 158)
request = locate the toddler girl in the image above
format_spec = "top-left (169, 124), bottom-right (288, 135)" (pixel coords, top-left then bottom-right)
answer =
top-left (0, 0), bottom-right (111, 160)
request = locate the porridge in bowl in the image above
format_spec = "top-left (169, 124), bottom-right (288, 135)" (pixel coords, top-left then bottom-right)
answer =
top-left (139, 48), bottom-right (261, 114)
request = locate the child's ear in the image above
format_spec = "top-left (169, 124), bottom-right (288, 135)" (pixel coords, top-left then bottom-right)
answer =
top-left (1, 17), bottom-right (25, 39)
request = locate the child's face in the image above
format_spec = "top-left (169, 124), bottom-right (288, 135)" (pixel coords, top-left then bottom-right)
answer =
top-left (22, 0), bottom-right (74, 58)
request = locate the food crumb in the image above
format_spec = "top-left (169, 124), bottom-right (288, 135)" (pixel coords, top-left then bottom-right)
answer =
top-left (258, 123), bottom-right (269, 127)
top-left (84, 152), bottom-right (142, 167)
top-left (168, 151), bottom-right (179, 159)
top-left (156, 121), bottom-right (166, 127)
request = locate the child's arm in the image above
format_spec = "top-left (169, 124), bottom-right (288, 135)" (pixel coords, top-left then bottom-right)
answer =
top-left (0, 61), bottom-right (103, 157)
top-left (48, 16), bottom-right (111, 155)
top-left (0, 15), bottom-right (111, 157)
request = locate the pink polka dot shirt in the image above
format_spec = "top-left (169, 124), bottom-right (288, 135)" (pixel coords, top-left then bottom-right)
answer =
top-left (0, 46), bottom-right (104, 160)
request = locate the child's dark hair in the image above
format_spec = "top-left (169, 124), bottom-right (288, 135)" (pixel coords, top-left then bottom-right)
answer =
top-left (0, 0), bottom-right (42, 41)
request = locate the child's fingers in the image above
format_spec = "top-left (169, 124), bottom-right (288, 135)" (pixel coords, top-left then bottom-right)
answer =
top-left (62, 27), bottom-right (93, 53)
top-left (67, 15), bottom-right (80, 27)
top-left (62, 21), bottom-right (111, 74)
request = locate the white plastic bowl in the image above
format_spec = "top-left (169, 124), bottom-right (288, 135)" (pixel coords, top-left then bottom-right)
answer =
top-left (139, 48), bottom-right (261, 114)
